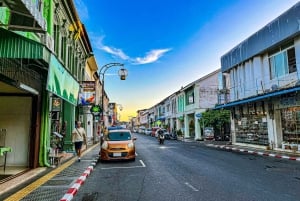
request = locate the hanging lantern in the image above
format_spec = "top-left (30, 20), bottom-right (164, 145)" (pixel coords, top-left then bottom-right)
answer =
top-left (118, 68), bottom-right (128, 80)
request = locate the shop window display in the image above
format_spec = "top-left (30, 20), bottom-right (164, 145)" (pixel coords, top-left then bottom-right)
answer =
top-left (235, 114), bottom-right (269, 145)
top-left (234, 103), bottom-right (269, 146)
top-left (281, 107), bottom-right (300, 151)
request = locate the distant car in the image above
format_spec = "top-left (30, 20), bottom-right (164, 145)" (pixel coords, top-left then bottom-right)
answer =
top-left (151, 127), bottom-right (160, 137)
top-left (145, 128), bottom-right (152, 135)
top-left (204, 127), bottom-right (215, 140)
top-left (138, 126), bottom-right (146, 134)
top-left (99, 129), bottom-right (137, 161)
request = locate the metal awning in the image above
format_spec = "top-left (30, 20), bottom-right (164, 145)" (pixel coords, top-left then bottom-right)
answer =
top-left (0, 28), bottom-right (49, 60)
top-left (215, 86), bottom-right (300, 109)
top-left (0, 0), bottom-right (46, 32)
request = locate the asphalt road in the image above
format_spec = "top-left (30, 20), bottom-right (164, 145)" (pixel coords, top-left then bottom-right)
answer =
top-left (74, 133), bottom-right (300, 201)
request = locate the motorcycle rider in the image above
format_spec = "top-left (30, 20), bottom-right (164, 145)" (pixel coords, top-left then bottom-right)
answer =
top-left (157, 129), bottom-right (165, 144)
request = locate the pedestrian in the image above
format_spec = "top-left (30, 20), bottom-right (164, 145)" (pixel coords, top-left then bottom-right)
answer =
top-left (72, 121), bottom-right (87, 162)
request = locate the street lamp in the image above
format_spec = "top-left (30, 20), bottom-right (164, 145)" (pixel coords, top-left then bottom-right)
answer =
top-left (99, 63), bottom-right (127, 129)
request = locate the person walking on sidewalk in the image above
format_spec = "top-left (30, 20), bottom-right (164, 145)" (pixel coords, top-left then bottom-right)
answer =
top-left (72, 121), bottom-right (87, 162)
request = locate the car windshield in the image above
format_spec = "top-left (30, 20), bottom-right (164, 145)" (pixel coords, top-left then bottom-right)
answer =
top-left (106, 131), bottom-right (131, 141)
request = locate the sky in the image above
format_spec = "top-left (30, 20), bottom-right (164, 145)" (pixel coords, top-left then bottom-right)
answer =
top-left (74, 0), bottom-right (299, 121)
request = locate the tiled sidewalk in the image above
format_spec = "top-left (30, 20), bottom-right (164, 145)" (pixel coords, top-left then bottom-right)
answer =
top-left (205, 142), bottom-right (300, 162)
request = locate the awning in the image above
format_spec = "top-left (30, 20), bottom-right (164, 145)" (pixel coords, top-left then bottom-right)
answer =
top-left (215, 86), bottom-right (300, 109)
top-left (157, 117), bottom-right (165, 121)
top-left (0, 28), bottom-right (49, 59)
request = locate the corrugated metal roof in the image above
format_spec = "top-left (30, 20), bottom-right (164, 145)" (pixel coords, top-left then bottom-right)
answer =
top-left (0, 28), bottom-right (45, 59)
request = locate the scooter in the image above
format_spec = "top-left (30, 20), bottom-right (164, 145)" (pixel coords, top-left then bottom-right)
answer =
top-left (158, 134), bottom-right (165, 145)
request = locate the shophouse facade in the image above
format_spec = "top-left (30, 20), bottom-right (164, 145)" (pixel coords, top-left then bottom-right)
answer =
top-left (181, 69), bottom-right (220, 140)
top-left (136, 109), bottom-right (148, 129)
top-left (135, 69), bottom-right (220, 139)
top-left (216, 2), bottom-right (300, 152)
top-left (168, 93), bottom-right (177, 133)
top-left (0, 0), bottom-right (96, 176)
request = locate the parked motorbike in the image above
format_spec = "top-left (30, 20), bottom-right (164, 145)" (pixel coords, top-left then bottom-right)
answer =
top-left (170, 132), bottom-right (177, 140)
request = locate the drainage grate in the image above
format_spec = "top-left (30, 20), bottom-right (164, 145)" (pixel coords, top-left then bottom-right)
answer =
top-left (43, 179), bottom-right (73, 186)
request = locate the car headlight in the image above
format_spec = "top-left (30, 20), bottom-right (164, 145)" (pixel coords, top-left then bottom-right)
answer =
top-left (101, 141), bottom-right (108, 150)
top-left (128, 142), bottom-right (134, 149)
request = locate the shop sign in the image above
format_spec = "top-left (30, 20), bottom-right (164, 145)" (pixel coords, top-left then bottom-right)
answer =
top-left (51, 97), bottom-right (61, 111)
top-left (47, 55), bottom-right (80, 106)
top-left (90, 105), bottom-right (102, 115)
top-left (80, 81), bottom-right (95, 91)
top-left (278, 92), bottom-right (300, 108)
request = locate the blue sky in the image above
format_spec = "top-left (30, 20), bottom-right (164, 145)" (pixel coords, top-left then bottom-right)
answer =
top-left (74, 0), bottom-right (299, 121)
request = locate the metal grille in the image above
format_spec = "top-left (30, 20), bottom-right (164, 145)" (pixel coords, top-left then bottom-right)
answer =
top-left (0, 129), bottom-right (6, 147)
top-left (0, 58), bottom-right (43, 91)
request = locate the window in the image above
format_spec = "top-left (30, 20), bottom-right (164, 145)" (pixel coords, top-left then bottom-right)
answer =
top-left (269, 44), bottom-right (296, 80)
top-left (186, 90), bottom-right (194, 105)
top-left (54, 25), bottom-right (60, 54)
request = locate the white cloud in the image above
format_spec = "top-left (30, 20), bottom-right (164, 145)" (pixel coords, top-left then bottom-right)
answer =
top-left (92, 35), bottom-right (171, 64)
top-left (132, 49), bottom-right (172, 65)
top-left (101, 46), bottom-right (130, 60)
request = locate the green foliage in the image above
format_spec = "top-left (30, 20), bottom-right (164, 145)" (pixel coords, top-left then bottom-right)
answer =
top-left (201, 109), bottom-right (231, 131)
top-left (176, 129), bottom-right (183, 136)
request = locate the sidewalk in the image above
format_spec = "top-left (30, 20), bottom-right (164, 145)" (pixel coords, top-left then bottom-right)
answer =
top-left (202, 140), bottom-right (300, 162)
top-left (0, 143), bottom-right (100, 200)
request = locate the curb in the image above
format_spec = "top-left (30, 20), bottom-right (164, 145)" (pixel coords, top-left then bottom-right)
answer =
top-left (59, 158), bottom-right (98, 201)
top-left (206, 144), bottom-right (300, 162)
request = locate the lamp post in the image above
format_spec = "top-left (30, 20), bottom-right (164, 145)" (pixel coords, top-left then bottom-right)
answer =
top-left (99, 63), bottom-right (128, 129)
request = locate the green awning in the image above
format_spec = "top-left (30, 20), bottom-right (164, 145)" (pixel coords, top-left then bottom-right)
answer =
top-left (0, 28), bottom-right (48, 59)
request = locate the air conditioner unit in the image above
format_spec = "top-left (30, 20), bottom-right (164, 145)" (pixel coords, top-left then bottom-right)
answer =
top-left (41, 33), bottom-right (54, 52)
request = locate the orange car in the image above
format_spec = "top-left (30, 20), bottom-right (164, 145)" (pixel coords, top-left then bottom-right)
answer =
top-left (99, 129), bottom-right (137, 161)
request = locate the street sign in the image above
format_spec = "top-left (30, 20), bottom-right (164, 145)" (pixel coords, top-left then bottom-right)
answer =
top-left (195, 113), bottom-right (202, 118)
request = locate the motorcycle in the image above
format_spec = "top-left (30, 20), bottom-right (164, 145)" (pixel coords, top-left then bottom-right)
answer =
top-left (158, 134), bottom-right (165, 145)
top-left (170, 132), bottom-right (177, 140)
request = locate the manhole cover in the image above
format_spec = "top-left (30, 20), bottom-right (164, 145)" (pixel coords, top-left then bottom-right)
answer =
top-left (82, 192), bottom-right (99, 201)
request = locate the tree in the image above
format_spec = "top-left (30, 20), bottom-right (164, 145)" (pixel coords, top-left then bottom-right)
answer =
top-left (201, 109), bottom-right (231, 135)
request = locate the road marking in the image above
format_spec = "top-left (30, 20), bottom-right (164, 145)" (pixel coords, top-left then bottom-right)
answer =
top-left (139, 160), bottom-right (146, 167)
top-left (100, 160), bottom-right (146, 170)
top-left (184, 182), bottom-right (199, 192)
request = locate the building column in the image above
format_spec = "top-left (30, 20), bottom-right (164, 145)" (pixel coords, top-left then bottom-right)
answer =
top-left (269, 109), bottom-right (281, 149)
top-left (184, 114), bottom-right (190, 138)
top-left (231, 115), bottom-right (236, 144)
top-left (195, 118), bottom-right (201, 140)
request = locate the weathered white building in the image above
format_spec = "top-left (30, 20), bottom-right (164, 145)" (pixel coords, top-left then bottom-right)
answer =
top-left (216, 2), bottom-right (300, 152)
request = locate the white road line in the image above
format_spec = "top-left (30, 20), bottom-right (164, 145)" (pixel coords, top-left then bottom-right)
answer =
top-left (100, 159), bottom-right (146, 170)
top-left (184, 182), bottom-right (199, 192)
top-left (139, 160), bottom-right (146, 167)
top-left (101, 166), bottom-right (144, 170)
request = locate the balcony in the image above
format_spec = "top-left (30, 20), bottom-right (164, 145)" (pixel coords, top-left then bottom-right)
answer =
top-left (0, 0), bottom-right (46, 32)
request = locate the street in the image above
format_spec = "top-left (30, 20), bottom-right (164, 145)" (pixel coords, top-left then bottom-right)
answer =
top-left (73, 133), bottom-right (300, 201)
